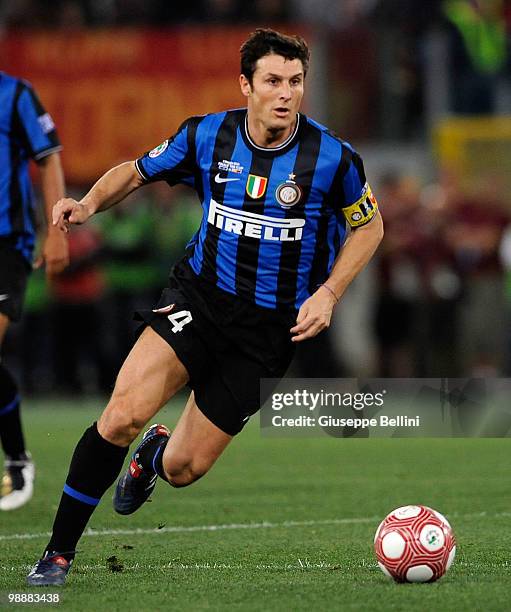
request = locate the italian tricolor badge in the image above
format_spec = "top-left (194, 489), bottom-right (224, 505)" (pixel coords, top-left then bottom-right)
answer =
top-left (246, 174), bottom-right (268, 199)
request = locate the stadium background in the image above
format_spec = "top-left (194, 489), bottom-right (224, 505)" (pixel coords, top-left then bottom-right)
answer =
top-left (1, 2), bottom-right (511, 610)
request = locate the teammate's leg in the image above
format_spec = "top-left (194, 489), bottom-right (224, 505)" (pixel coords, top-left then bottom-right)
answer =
top-left (0, 313), bottom-right (34, 511)
top-left (28, 327), bottom-right (189, 585)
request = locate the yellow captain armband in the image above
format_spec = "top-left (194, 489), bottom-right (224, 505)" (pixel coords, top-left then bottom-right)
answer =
top-left (342, 183), bottom-right (378, 228)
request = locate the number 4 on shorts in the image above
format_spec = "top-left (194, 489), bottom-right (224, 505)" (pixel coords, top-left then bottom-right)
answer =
top-left (168, 310), bottom-right (193, 333)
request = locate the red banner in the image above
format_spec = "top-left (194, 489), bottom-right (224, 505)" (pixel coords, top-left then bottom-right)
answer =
top-left (1, 28), bottom-right (263, 182)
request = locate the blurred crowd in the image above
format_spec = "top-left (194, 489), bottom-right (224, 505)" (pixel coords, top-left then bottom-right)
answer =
top-left (0, 0), bottom-right (383, 28)
top-left (4, 0), bottom-right (508, 32)
top-left (2, 1), bottom-right (511, 136)
top-left (297, 165), bottom-right (511, 381)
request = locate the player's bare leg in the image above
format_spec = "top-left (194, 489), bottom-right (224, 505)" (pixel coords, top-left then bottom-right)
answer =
top-left (112, 332), bottom-right (232, 513)
top-left (162, 391), bottom-right (232, 487)
top-left (114, 390), bottom-right (232, 512)
top-left (162, 392), bottom-right (233, 487)
top-left (98, 326), bottom-right (189, 446)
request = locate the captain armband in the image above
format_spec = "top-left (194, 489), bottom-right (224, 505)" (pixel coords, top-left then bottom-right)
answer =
top-left (342, 183), bottom-right (379, 228)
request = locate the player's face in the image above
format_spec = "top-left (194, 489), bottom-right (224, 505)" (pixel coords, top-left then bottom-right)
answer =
top-left (241, 54), bottom-right (304, 135)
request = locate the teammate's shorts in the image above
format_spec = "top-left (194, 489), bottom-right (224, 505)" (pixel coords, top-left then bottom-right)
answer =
top-left (0, 240), bottom-right (31, 322)
top-left (135, 258), bottom-right (296, 436)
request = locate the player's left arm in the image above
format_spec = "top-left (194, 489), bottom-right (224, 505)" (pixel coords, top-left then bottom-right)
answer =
top-left (35, 152), bottom-right (69, 276)
top-left (291, 149), bottom-right (383, 342)
top-left (290, 212), bottom-right (383, 342)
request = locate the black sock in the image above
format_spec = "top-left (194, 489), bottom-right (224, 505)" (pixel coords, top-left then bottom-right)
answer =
top-left (136, 434), bottom-right (169, 482)
top-left (45, 422), bottom-right (128, 559)
top-left (0, 363), bottom-right (25, 459)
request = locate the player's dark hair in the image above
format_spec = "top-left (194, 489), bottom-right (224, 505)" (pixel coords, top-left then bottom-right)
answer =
top-left (240, 28), bottom-right (310, 85)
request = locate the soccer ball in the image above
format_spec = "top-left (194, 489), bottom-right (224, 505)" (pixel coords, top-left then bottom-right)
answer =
top-left (374, 505), bottom-right (456, 583)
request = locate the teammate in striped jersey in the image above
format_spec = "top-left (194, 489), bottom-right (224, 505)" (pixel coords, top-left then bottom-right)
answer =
top-left (0, 73), bottom-right (68, 512)
top-left (28, 29), bottom-right (383, 585)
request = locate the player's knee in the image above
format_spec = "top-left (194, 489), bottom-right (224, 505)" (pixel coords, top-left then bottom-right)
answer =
top-left (98, 398), bottom-right (147, 446)
top-left (168, 467), bottom-right (206, 488)
top-left (165, 457), bottom-right (209, 488)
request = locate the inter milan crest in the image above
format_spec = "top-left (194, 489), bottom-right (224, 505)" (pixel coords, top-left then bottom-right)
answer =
top-left (246, 174), bottom-right (268, 199)
top-left (275, 173), bottom-right (302, 209)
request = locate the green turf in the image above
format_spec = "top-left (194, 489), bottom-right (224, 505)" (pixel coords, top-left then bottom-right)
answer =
top-left (0, 397), bottom-right (510, 611)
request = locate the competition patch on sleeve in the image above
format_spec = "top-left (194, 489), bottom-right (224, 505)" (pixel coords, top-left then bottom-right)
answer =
top-left (148, 139), bottom-right (169, 158)
top-left (37, 113), bottom-right (55, 134)
top-left (342, 183), bottom-right (378, 228)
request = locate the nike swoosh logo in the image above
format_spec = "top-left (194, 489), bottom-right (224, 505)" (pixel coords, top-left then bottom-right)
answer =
top-left (214, 173), bottom-right (239, 184)
top-left (0, 294), bottom-right (9, 301)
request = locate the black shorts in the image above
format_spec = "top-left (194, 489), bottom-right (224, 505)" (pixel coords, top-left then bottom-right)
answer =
top-left (0, 240), bottom-right (31, 322)
top-left (135, 258), bottom-right (296, 436)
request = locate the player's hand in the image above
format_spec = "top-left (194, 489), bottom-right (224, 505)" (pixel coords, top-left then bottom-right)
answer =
top-left (290, 286), bottom-right (337, 342)
top-left (34, 230), bottom-right (69, 277)
top-left (52, 198), bottom-right (92, 232)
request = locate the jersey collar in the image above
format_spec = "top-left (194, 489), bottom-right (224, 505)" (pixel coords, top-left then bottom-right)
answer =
top-left (241, 111), bottom-right (302, 157)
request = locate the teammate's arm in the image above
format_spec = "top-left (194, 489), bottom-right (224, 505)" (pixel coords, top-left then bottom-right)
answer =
top-left (290, 212), bottom-right (383, 342)
top-left (35, 152), bottom-right (69, 276)
top-left (52, 161), bottom-right (143, 231)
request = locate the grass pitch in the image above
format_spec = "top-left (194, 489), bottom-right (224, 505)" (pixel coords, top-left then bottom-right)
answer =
top-left (0, 397), bottom-right (510, 611)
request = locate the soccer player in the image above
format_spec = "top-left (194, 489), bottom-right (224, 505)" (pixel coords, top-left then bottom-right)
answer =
top-left (27, 29), bottom-right (383, 585)
top-left (0, 72), bottom-right (68, 511)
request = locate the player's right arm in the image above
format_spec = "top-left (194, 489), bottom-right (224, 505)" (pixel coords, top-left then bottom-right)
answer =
top-left (52, 161), bottom-right (143, 232)
top-left (53, 117), bottom-right (196, 232)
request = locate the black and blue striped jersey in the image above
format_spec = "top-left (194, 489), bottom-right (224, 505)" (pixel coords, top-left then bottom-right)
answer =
top-left (0, 72), bottom-right (61, 261)
top-left (136, 108), bottom-right (378, 311)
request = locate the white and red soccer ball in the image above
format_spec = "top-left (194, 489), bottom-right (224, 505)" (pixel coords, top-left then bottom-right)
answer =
top-left (374, 505), bottom-right (456, 583)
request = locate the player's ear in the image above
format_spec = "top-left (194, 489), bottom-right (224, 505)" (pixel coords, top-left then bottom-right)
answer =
top-left (240, 74), bottom-right (252, 98)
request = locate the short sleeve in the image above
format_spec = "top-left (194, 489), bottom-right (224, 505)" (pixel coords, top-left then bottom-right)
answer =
top-left (135, 118), bottom-right (196, 187)
top-left (15, 83), bottom-right (61, 160)
top-left (341, 151), bottom-right (379, 228)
